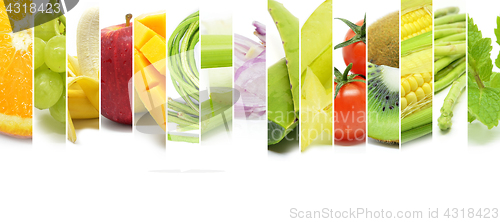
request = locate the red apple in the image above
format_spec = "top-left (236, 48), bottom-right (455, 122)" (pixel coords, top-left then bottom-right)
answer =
top-left (101, 14), bottom-right (133, 125)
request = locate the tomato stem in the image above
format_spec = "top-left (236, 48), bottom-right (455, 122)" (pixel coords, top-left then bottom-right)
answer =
top-left (333, 63), bottom-right (366, 99)
top-left (334, 14), bottom-right (366, 50)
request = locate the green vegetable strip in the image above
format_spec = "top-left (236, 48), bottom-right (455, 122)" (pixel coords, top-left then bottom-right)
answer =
top-left (434, 13), bottom-right (466, 26)
top-left (434, 7), bottom-right (459, 18)
top-left (434, 28), bottom-right (466, 40)
top-left (181, 21), bottom-right (200, 86)
top-left (178, 112), bottom-right (199, 124)
top-left (435, 62), bottom-right (466, 93)
top-left (201, 35), bottom-right (233, 69)
top-left (435, 32), bottom-right (465, 43)
top-left (188, 30), bottom-right (200, 79)
top-left (438, 74), bottom-right (466, 131)
top-left (401, 123), bottom-right (432, 144)
top-left (434, 54), bottom-right (464, 74)
top-left (401, 106), bottom-right (432, 132)
top-left (434, 56), bottom-right (465, 81)
top-left (168, 98), bottom-right (198, 116)
top-left (201, 107), bottom-right (233, 134)
top-left (435, 22), bottom-right (466, 30)
top-left (434, 43), bottom-right (466, 56)
top-left (168, 11), bottom-right (200, 114)
top-left (168, 111), bottom-right (196, 127)
top-left (168, 134), bottom-right (199, 143)
top-left (177, 125), bottom-right (199, 132)
top-left (167, 11), bottom-right (200, 139)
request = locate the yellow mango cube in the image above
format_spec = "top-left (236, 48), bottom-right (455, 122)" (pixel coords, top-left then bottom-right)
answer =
top-left (134, 21), bottom-right (157, 49)
top-left (136, 11), bottom-right (166, 38)
top-left (140, 35), bottom-right (166, 75)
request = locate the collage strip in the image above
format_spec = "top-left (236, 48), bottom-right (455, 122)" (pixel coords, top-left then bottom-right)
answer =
top-left (0, 0), bottom-right (496, 153)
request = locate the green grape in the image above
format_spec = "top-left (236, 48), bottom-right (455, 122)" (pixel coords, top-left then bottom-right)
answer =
top-left (59, 72), bottom-right (66, 86)
top-left (35, 68), bottom-right (64, 110)
top-left (34, 37), bottom-right (46, 70)
top-left (34, 13), bottom-right (60, 42)
top-left (44, 35), bottom-right (66, 73)
top-left (49, 93), bottom-right (66, 124)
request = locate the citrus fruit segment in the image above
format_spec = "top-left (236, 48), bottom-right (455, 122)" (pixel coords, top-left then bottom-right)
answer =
top-left (0, 0), bottom-right (33, 138)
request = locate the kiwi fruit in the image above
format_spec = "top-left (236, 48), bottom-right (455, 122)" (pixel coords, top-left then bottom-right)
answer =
top-left (367, 63), bottom-right (399, 144)
top-left (368, 11), bottom-right (399, 68)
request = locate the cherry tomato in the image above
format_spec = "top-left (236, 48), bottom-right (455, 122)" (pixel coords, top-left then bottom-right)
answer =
top-left (342, 20), bottom-right (366, 76)
top-left (334, 75), bottom-right (366, 145)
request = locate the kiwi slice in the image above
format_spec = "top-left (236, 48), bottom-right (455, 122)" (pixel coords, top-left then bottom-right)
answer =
top-left (368, 11), bottom-right (399, 68)
top-left (367, 63), bottom-right (399, 143)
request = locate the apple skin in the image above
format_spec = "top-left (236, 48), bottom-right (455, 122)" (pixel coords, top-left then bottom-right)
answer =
top-left (101, 22), bottom-right (133, 125)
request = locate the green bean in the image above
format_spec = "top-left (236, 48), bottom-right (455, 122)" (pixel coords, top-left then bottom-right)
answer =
top-left (438, 74), bottom-right (466, 131)
top-left (434, 13), bottom-right (466, 26)
top-left (434, 54), bottom-right (464, 73)
top-left (435, 22), bottom-right (465, 30)
top-left (434, 42), bottom-right (466, 56)
top-left (434, 61), bottom-right (466, 93)
top-left (434, 56), bottom-right (465, 82)
top-left (434, 7), bottom-right (459, 18)
top-left (435, 32), bottom-right (466, 43)
top-left (434, 28), bottom-right (466, 39)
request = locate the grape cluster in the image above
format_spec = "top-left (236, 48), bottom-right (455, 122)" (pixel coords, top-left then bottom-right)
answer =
top-left (34, 12), bottom-right (66, 123)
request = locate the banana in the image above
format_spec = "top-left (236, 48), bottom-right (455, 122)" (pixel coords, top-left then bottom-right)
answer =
top-left (68, 89), bottom-right (99, 119)
top-left (67, 7), bottom-right (100, 143)
top-left (76, 7), bottom-right (100, 79)
top-left (68, 55), bottom-right (80, 76)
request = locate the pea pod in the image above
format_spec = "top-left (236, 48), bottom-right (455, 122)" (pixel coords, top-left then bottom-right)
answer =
top-left (268, 58), bottom-right (297, 145)
top-left (268, 0), bottom-right (299, 115)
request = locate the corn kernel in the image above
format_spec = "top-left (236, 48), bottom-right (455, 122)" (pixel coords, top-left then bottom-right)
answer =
top-left (401, 97), bottom-right (408, 110)
top-left (408, 76), bottom-right (418, 92)
top-left (402, 79), bottom-right (410, 96)
top-left (406, 92), bottom-right (417, 105)
top-left (415, 87), bottom-right (425, 101)
top-left (422, 82), bottom-right (432, 95)
top-left (414, 73), bottom-right (424, 87)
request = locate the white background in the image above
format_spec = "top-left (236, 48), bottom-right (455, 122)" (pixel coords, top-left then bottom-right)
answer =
top-left (1, 0), bottom-right (500, 221)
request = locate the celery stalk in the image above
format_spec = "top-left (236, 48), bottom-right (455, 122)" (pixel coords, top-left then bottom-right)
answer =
top-left (201, 35), bottom-right (233, 69)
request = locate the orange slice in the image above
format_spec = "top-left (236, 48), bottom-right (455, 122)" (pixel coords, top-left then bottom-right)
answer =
top-left (0, 0), bottom-right (33, 138)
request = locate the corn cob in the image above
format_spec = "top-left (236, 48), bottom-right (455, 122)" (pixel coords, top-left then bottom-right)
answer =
top-left (400, 0), bottom-right (433, 142)
top-left (401, 0), bottom-right (432, 41)
top-left (401, 73), bottom-right (432, 115)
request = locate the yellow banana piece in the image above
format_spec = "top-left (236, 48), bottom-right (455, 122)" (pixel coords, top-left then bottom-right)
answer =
top-left (67, 6), bottom-right (100, 143)
top-left (67, 75), bottom-right (99, 143)
top-left (68, 55), bottom-right (80, 76)
top-left (68, 89), bottom-right (99, 119)
top-left (68, 110), bottom-right (76, 143)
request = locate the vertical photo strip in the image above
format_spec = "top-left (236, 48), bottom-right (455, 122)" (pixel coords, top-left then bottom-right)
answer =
top-left (366, 0), bottom-right (400, 150)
